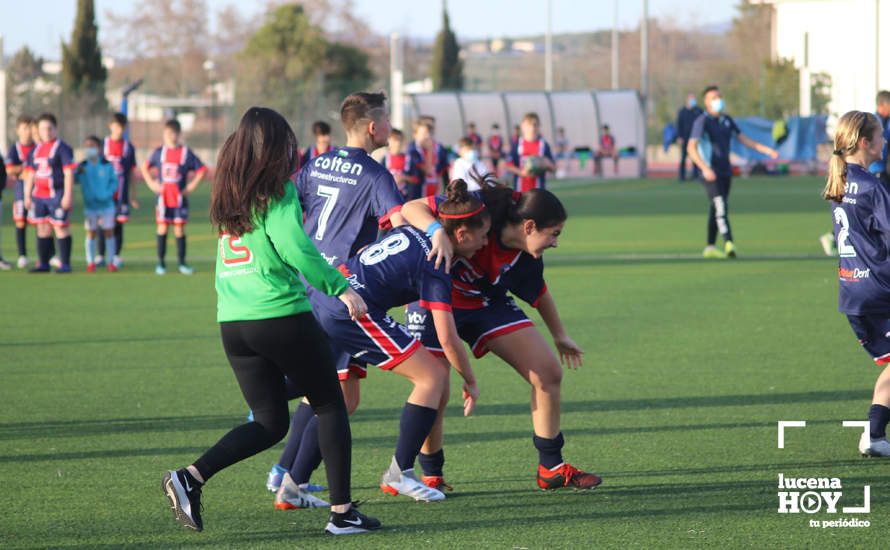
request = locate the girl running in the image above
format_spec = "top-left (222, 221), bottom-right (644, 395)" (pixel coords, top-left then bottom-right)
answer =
top-left (274, 180), bottom-right (486, 509)
top-left (401, 175), bottom-right (602, 491)
top-left (823, 110), bottom-right (890, 457)
top-left (161, 107), bottom-right (380, 536)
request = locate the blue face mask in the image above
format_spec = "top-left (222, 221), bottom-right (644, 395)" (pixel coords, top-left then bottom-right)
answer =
top-left (711, 98), bottom-right (725, 114)
top-left (85, 147), bottom-right (99, 160)
top-left (464, 150), bottom-right (479, 163)
top-left (688, 98), bottom-right (697, 108)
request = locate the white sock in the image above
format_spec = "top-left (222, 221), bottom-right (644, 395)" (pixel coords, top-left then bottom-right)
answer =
top-left (86, 237), bottom-right (96, 264)
top-left (105, 237), bottom-right (117, 263)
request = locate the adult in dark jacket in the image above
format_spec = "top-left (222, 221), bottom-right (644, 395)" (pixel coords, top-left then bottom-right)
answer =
top-left (676, 93), bottom-right (703, 181)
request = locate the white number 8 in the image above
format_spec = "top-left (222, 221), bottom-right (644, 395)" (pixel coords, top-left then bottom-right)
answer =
top-left (833, 207), bottom-right (857, 258)
top-left (359, 233), bottom-right (410, 266)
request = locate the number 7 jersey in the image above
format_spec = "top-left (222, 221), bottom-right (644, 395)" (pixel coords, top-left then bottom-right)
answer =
top-left (296, 146), bottom-right (404, 267)
top-left (832, 163), bottom-right (890, 315)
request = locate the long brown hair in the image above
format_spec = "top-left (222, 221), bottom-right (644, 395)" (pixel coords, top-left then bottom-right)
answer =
top-left (823, 111), bottom-right (881, 202)
top-left (469, 173), bottom-right (567, 233)
top-left (210, 107), bottom-right (299, 236)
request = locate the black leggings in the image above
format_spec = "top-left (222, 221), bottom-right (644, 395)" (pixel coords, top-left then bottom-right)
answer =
top-left (704, 176), bottom-right (733, 245)
top-left (192, 313), bottom-right (352, 505)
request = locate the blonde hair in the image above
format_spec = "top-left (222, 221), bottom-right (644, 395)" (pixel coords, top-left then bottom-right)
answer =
top-left (823, 111), bottom-right (881, 201)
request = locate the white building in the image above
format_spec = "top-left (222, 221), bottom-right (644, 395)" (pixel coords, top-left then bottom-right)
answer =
top-left (755, 0), bottom-right (889, 115)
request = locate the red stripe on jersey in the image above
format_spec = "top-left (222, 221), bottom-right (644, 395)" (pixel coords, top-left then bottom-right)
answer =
top-left (426, 194), bottom-right (438, 214)
top-left (419, 300), bottom-right (452, 312)
top-left (378, 205), bottom-right (402, 230)
top-left (530, 283), bottom-right (548, 308)
top-left (32, 140), bottom-right (61, 199)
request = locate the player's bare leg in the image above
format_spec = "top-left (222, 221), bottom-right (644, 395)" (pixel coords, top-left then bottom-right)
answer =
top-left (380, 347), bottom-right (448, 501)
top-left (420, 359), bottom-right (451, 490)
top-left (486, 326), bottom-right (602, 490)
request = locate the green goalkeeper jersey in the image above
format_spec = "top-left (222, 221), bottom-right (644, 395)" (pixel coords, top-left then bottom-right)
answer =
top-left (215, 182), bottom-right (348, 322)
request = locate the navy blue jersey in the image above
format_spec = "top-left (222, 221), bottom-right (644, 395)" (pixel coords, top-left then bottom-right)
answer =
top-left (103, 137), bottom-right (137, 203)
top-left (833, 163), bottom-right (890, 315)
top-left (6, 141), bottom-right (37, 180)
top-left (311, 226), bottom-right (452, 318)
top-left (426, 193), bottom-right (547, 310)
top-left (23, 139), bottom-right (76, 199)
top-left (690, 113), bottom-right (740, 178)
top-left (296, 146), bottom-right (403, 267)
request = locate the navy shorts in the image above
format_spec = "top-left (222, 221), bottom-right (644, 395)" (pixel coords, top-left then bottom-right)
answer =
top-left (406, 297), bottom-right (534, 359)
top-left (156, 195), bottom-right (189, 225)
top-left (317, 310), bottom-right (421, 371)
top-left (28, 196), bottom-right (70, 227)
top-left (116, 202), bottom-right (131, 223)
top-left (847, 314), bottom-right (890, 365)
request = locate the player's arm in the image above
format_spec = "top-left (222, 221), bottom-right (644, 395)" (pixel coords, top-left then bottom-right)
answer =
top-left (61, 168), bottom-right (74, 210)
top-left (184, 157), bottom-right (207, 196)
top-left (129, 149), bottom-right (140, 208)
top-left (737, 133), bottom-right (779, 159)
top-left (431, 308), bottom-right (478, 416)
top-left (541, 143), bottom-right (556, 172)
top-left (536, 289), bottom-right (583, 369)
top-left (400, 197), bottom-right (453, 271)
top-left (141, 160), bottom-right (162, 194)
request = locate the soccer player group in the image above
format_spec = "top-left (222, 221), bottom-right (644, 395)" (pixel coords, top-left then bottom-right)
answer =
top-left (0, 113), bottom-right (206, 274)
top-left (160, 92), bottom-right (595, 536)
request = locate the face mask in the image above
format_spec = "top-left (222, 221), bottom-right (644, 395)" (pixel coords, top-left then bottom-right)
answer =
top-left (85, 147), bottom-right (99, 160)
top-left (464, 150), bottom-right (479, 163)
top-left (689, 98), bottom-right (697, 108)
top-left (710, 98), bottom-right (725, 114)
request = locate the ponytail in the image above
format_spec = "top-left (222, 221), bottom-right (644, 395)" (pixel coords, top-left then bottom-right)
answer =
top-left (473, 173), bottom-right (567, 233)
top-left (824, 110), bottom-right (881, 202)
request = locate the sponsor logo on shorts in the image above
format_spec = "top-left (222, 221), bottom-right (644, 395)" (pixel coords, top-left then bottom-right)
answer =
top-left (838, 267), bottom-right (869, 282)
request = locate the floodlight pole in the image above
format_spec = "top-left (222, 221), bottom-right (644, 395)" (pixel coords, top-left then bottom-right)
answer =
top-left (545, 0), bottom-right (553, 91)
top-left (611, 1), bottom-right (619, 89)
top-left (390, 32), bottom-right (405, 131)
top-left (640, 0), bottom-right (649, 177)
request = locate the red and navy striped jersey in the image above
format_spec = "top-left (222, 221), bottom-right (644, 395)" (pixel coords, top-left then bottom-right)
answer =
top-left (311, 226), bottom-right (452, 317)
top-left (23, 139), bottom-right (76, 199)
top-left (427, 193), bottom-right (547, 310)
top-left (487, 134), bottom-right (504, 156)
top-left (103, 137), bottom-right (137, 201)
top-left (5, 141), bottom-right (36, 181)
top-left (508, 136), bottom-right (553, 192)
top-left (296, 146), bottom-right (403, 267)
top-left (832, 163), bottom-right (890, 315)
top-left (145, 145), bottom-right (205, 191)
top-left (407, 140), bottom-right (449, 185)
top-left (300, 145), bottom-right (331, 168)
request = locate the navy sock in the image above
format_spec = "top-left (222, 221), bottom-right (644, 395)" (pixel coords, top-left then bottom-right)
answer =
top-left (48, 237), bottom-right (56, 259)
top-left (114, 224), bottom-right (124, 255)
top-left (58, 236), bottom-right (72, 266)
top-left (868, 404), bottom-right (890, 439)
top-left (419, 449), bottom-right (445, 477)
top-left (37, 237), bottom-right (51, 267)
top-left (15, 227), bottom-right (26, 256)
top-left (157, 234), bottom-right (167, 267)
top-left (395, 403), bottom-right (439, 471)
top-left (533, 432), bottom-right (565, 469)
top-left (176, 236), bottom-right (186, 266)
top-left (97, 231), bottom-right (106, 256)
top-left (290, 415), bottom-right (322, 484)
top-left (278, 402), bottom-right (314, 470)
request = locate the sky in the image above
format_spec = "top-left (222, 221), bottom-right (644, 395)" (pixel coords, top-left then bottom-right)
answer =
top-left (1, 0), bottom-right (739, 61)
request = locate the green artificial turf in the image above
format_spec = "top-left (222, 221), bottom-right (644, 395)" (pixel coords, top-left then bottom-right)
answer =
top-left (1, 176), bottom-right (885, 548)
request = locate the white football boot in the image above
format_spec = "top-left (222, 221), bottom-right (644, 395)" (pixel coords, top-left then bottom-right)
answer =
top-left (379, 456), bottom-right (445, 502)
top-left (859, 431), bottom-right (890, 457)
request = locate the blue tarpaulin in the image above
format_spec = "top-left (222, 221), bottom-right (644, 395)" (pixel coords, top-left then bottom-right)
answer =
top-left (730, 115), bottom-right (827, 162)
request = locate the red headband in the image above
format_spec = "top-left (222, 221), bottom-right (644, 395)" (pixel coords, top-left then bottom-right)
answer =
top-left (438, 205), bottom-right (486, 219)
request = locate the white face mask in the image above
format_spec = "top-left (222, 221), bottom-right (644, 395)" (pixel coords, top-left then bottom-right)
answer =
top-left (464, 150), bottom-right (479, 163)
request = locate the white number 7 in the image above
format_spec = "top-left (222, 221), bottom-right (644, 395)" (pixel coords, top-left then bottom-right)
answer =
top-left (315, 185), bottom-right (340, 240)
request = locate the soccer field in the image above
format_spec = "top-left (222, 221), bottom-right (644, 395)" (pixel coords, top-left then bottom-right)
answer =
top-left (2, 176), bottom-right (885, 549)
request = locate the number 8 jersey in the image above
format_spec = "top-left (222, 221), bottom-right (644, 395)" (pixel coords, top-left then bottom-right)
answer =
top-left (832, 163), bottom-right (890, 314)
top-left (296, 146), bottom-right (404, 268)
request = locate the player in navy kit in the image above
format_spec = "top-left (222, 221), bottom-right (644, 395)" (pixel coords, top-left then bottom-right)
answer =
top-left (401, 175), bottom-right (602, 492)
top-left (23, 113), bottom-right (77, 273)
top-left (275, 188), bottom-right (487, 508)
top-left (687, 85), bottom-right (778, 259)
top-left (823, 111), bottom-right (890, 457)
top-left (141, 119), bottom-right (207, 275)
top-left (407, 117), bottom-right (449, 199)
top-left (504, 113), bottom-right (555, 192)
top-left (266, 92), bottom-right (408, 499)
top-left (6, 115), bottom-right (36, 268)
top-left (97, 112), bottom-right (137, 269)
